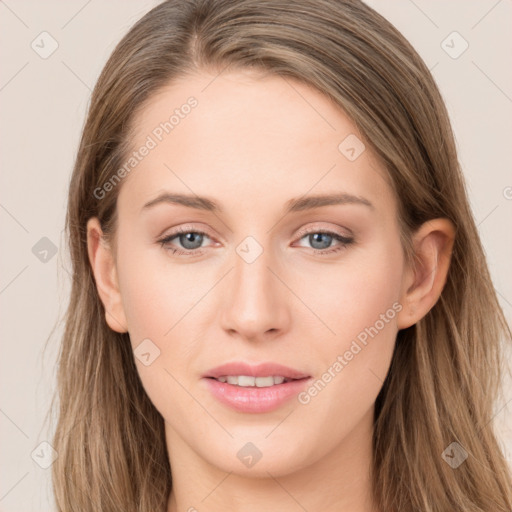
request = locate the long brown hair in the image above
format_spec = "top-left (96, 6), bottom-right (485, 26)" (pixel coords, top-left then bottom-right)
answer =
top-left (51, 0), bottom-right (512, 510)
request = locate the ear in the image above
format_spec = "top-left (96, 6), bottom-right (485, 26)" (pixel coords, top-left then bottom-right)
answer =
top-left (396, 218), bottom-right (455, 330)
top-left (86, 217), bottom-right (128, 333)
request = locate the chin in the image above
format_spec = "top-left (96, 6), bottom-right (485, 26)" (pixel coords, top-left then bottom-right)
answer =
top-left (202, 436), bottom-right (317, 478)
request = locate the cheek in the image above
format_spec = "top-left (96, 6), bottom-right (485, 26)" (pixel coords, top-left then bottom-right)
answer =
top-left (293, 236), bottom-right (403, 400)
top-left (342, 250), bottom-right (402, 341)
top-left (298, 235), bottom-right (404, 348)
top-left (116, 239), bottom-right (203, 342)
top-left (115, 242), bottom-right (209, 417)
top-left (297, 239), bottom-right (403, 425)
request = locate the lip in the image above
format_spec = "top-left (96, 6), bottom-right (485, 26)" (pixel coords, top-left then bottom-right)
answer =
top-left (203, 362), bottom-right (310, 380)
top-left (202, 361), bottom-right (312, 413)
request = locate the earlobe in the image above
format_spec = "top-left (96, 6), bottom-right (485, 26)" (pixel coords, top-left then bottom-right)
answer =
top-left (86, 217), bottom-right (128, 333)
top-left (396, 218), bottom-right (455, 330)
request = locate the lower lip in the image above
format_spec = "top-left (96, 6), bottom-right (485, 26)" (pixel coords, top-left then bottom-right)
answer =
top-left (203, 377), bottom-right (311, 413)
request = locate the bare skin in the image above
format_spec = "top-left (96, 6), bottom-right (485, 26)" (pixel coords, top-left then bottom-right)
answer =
top-left (87, 69), bottom-right (455, 512)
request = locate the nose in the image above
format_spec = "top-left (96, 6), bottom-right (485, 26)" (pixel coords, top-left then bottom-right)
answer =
top-left (219, 241), bottom-right (291, 341)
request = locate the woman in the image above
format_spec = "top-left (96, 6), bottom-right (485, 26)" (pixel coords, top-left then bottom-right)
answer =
top-left (51, 0), bottom-right (512, 510)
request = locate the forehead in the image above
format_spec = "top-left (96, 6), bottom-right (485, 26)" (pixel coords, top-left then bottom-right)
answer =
top-left (118, 69), bottom-right (394, 219)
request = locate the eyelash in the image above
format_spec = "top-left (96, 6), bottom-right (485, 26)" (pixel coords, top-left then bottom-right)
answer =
top-left (158, 226), bottom-right (354, 257)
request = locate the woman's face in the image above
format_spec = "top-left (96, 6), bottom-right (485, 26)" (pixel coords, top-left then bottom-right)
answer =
top-left (99, 69), bottom-right (410, 477)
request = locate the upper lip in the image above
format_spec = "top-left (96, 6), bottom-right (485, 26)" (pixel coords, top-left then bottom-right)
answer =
top-left (203, 362), bottom-right (310, 380)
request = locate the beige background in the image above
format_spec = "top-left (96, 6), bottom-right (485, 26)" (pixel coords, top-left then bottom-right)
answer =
top-left (0, 1), bottom-right (511, 510)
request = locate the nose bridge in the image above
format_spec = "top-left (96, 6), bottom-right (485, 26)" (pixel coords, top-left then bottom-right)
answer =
top-left (220, 235), bottom-right (289, 338)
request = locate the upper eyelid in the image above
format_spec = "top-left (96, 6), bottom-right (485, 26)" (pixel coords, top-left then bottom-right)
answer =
top-left (160, 224), bottom-right (213, 238)
top-left (295, 225), bottom-right (352, 238)
top-left (162, 224), bottom-right (349, 236)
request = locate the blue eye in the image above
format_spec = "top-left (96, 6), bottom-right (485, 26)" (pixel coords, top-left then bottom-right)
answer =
top-left (158, 228), bottom-right (211, 255)
top-left (296, 231), bottom-right (354, 254)
top-left (158, 228), bottom-right (354, 256)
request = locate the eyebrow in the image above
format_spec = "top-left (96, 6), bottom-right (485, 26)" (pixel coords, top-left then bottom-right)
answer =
top-left (141, 192), bottom-right (374, 214)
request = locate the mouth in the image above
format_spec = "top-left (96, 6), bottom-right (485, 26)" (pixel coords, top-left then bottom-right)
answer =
top-left (206, 375), bottom-right (302, 387)
top-left (202, 362), bottom-right (312, 413)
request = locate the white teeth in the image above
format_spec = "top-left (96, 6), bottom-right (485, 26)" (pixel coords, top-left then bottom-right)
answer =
top-left (215, 375), bottom-right (289, 387)
top-left (255, 376), bottom-right (274, 387)
top-left (238, 375), bottom-right (256, 386)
